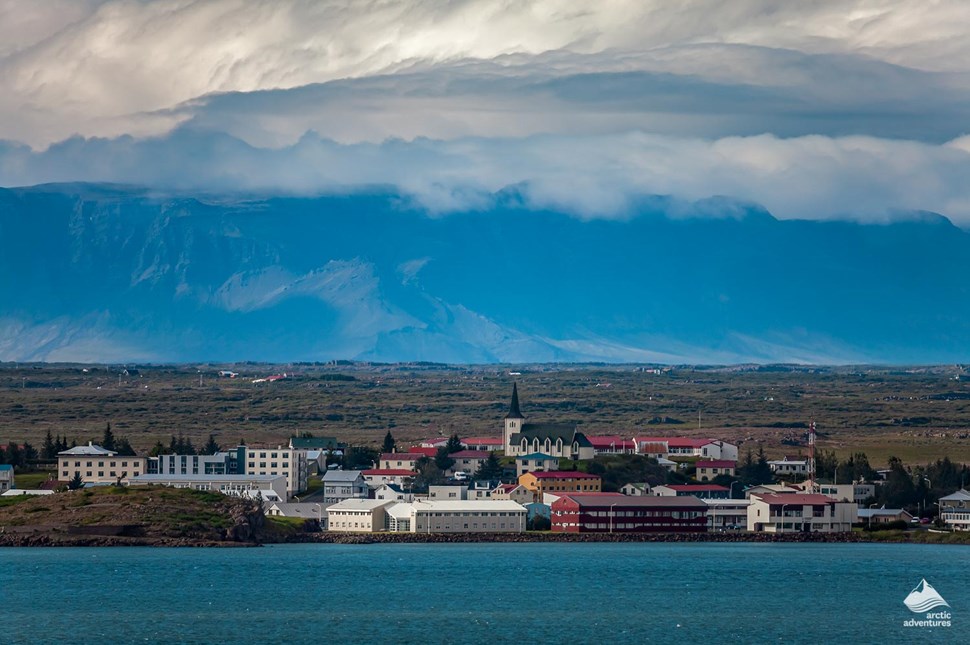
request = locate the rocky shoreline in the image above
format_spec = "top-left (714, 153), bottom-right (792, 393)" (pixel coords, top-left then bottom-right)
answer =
top-left (284, 531), bottom-right (876, 545)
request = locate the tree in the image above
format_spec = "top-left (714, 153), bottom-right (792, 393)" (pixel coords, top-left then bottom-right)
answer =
top-left (101, 423), bottom-right (115, 451)
top-left (201, 434), bottom-right (221, 455)
top-left (22, 442), bottom-right (38, 463)
top-left (67, 472), bottom-right (84, 490)
top-left (878, 456), bottom-right (918, 508)
top-left (737, 445), bottom-right (774, 486)
top-left (114, 436), bottom-right (136, 456)
top-left (413, 456), bottom-right (446, 490)
top-left (434, 446), bottom-right (456, 472)
top-left (342, 446), bottom-right (378, 470)
top-left (474, 452), bottom-right (504, 481)
top-left (148, 441), bottom-right (166, 457)
top-left (42, 430), bottom-right (57, 460)
top-left (444, 434), bottom-right (463, 454)
top-left (382, 431), bottom-right (396, 454)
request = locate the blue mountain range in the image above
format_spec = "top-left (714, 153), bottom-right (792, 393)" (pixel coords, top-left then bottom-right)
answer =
top-left (1, 183), bottom-right (967, 364)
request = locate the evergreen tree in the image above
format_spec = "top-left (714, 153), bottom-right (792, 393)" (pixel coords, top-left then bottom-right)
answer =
top-left (5, 443), bottom-right (22, 468)
top-left (444, 434), bottom-right (464, 454)
top-left (114, 436), bottom-right (136, 456)
top-left (42, 430), bottom-right (57, 460)
top-left (879, 456), bottom-right (918, 508)
top-left (434, 446), bottom-right (456, 472)
top-left (474, 452), bottom-right (504, 480)
top-left (148, 441), bottom-right (166, 457)
top-left (67, 472), bottom-right (84, 490)
top-left (201, 434), bottom-right (221, 455)
top-left (101, 423), bottom-right (116, 451)
top-left (22, 442), bottom-right (38, 463)
top-left (55, 435), bottom-right (68, 453)
top-left (382, 431), bottom-right (396, 453)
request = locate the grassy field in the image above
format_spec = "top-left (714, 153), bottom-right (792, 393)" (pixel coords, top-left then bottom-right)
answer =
top-left (1, 362), bottom-right (969, 468)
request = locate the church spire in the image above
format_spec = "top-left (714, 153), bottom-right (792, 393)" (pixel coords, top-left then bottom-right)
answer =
top-left (506, 382), bottom-right (524, 419)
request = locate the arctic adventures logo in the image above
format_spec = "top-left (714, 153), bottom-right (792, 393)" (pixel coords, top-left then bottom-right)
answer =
top-left (903, 579), bottom-right (952, 629)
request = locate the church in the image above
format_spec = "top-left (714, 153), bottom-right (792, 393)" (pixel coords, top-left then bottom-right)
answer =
top-left (502, 383), bottom-right (595, 460)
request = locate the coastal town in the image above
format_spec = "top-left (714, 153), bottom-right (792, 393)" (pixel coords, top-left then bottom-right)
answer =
top-left (3, 384), bottom-right (969, 541)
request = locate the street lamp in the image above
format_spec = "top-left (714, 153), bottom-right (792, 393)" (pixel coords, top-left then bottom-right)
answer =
top-left (780, 504), bottom-right (788, 533)
top-left (609, 503), bottom-right (618, 534)
top-left (868, 503), bottom-right (878, 529)
top-left (730, 481), bottom-right (743, 499)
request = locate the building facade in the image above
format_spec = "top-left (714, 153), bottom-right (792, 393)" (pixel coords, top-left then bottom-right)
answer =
top-left (386, 500), bottom-right (527, 533)
top-left (242, 447), bottom-right (307, 497)
top-left (747, 493), bottom-right (857, 532)
top-left (939, 489), bottom-right (970, 530)
top-left (519, 471), bottom-right (602, 500)
top-left (128, 474), bottom-right (287, 501)
top-left (515, 452), bottom-right (559, 477)
top-left (551, 494), bottom-right (708, 533)
top-left (695, 460), bottom-right (736, 482)
top-left (322, 470), bottom-right (368, 504)
top-left (58, 443), bottom-right (146, 485)
top-left (0, 464), bottom-right (13, 492)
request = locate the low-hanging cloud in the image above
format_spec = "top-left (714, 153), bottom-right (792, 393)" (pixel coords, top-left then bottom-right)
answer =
top-left (4, 128), bottom-right (970, 225)
top-left (2, 0), bottom-right (970, 226)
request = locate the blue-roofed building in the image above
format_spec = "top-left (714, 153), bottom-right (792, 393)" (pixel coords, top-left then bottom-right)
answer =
top-left (515, 452), bottom-right (560, 477)
top-left (0, 464), bottom-right (13, 493)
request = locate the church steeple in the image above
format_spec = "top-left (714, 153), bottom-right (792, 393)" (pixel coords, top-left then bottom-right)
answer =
top-left (506, 382), bottom-right (524, 419)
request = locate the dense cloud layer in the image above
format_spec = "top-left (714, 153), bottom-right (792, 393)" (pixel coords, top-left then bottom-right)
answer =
top-left (1, 0), bottom-right (969, 223)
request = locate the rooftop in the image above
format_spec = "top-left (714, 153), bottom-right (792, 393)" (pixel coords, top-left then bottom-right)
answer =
top-left (697, 460), bottom-right (736, 468)
top-left (322, 470), bottom-right (364, 482)
top-left (450, 450), bottom-right (489, 459)
top-left (57, 442), bottom-right (117, 456)
top-left (517, 452), bottom-right (557, 461)
top-left (661, 485), bottom-right (730, 492)
top-left (753, 494), bottom-right (838, 505)
top-left (130, 474), bottom-right (283, 482)
top-left (362, 469), bottom-right (415, 476)
top-left (557, 494), bottom-right (708, 508)
top-left (380, 453), bottom-right (425, 461)
top-left (526, 470), bottom-right (600, 480)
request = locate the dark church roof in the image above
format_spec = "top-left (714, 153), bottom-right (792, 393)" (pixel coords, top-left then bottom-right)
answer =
top-left (505, 382), bottom-right (524, 419)
top-left (510, 424), bottom-right (592, 447)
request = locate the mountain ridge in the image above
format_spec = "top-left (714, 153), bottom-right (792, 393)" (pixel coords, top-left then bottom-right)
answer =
top-left (1, 183), bottom-right (968, 364)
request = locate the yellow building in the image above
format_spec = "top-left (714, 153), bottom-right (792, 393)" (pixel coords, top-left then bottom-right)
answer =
top-left (518, 471), bottom-right (602, 500)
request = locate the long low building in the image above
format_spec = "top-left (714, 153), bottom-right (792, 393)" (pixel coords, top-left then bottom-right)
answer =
top-left (552, 494), bottom-right (708, 533)
top-left (128, 474), bottom-right (288, 502)
top-left (326, 498), bottom-right (527, 533)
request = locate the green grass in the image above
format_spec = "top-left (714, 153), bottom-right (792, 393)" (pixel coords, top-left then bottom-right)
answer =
top-left (8, 471), bottom-right (54, 490)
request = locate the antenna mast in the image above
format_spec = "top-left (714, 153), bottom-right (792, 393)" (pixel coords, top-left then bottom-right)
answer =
top-left (808, 420), bottom-right (818, 493)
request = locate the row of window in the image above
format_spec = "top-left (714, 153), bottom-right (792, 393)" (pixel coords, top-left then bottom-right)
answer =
top-left (63, 470), bottom-right (137, 478)
top-left (65, 460), bottom-right (139, 468)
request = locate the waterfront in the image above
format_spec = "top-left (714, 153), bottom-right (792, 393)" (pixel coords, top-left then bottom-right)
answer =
top-left (1, 542), bottom-right (966, 643)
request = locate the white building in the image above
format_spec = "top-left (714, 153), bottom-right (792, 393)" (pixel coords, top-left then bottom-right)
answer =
top-left (620, 482), bottom-right (651, 496)
top-left (243, 446), bottom-right (308, 497)
top-left (128, 474), bottom-right (287, 501)
top-left (747, 493), bottom-right (857, 533)
top-left (704, 498), bottom-right (752, 530)
top-left (515, 453), bottom-right (559, 477)
top-left (57, 443), bottom-right (146, 485)
top-left (816, 483), bottom-right (877, 507)
top-left (768, 457), bottom-right (810, 477)
top-left (0, 465), bottom-right (13, 493)
top-left (266, 502), bottom-right (328, 524)
top-left (429, 485), bottom-right (468, 501)
top-left (387, 499), bottom-right (527, 533)
top-left (327, 499), bottom-right (396, 532)
top-left (322, 470), bottom-right (368, 504)
top-left (939, 489), bottom-right (970, 531)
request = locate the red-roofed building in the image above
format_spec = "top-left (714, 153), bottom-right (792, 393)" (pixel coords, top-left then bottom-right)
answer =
top-left (587, 435), bottom-right (637, 455)
top-left (462, 436), bottom-right (505, 451)
top-left (519, 471), bottom-right (602, 501)
top-left (633, 437), bottom-right (738, 461)
top-left (695, 460), bottom-right (737, 482)
top-left (448, 450), bottom-right (490, 477)
top-left (379, 453), bottom-right (425, 471)
top-left (406, 447), bottom-right (439, 459)
top-left (552, 494), bottom-right (708, 533)
top-left (653, 484), bottom-right (731, 499)
top-left (747, 493), bottom-right (857, 532)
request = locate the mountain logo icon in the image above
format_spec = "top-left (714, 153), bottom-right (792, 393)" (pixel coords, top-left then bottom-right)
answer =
top-left (903, 579), bottom-right (950, 613)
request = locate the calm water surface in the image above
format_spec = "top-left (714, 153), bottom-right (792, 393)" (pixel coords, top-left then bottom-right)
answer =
top-left (1, 542), bottom-right (966, 644)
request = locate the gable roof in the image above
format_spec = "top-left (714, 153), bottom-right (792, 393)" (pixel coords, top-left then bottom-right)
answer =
top-left (517, 452), bottom-right (557, 461)
top-left (450, 450), bottom-right (489, 459)
top-left (661, 484), bottom-right (730, 492)
top-left (696, 460), bottom-right (736, 469)
top-left (939, 489), bottom-right (970, 502)
top-left (57, 443), bottom-right (116, 456)
top-left (380, 453), bottom-right (424, 462)
top-left (510, 424), bottom-right (590, 447)
top-left (322, 470), bottom-right (364, 482)
top-left (753, 493), bottom-right (838, 505)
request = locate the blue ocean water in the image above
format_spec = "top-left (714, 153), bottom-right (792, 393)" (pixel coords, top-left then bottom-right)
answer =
top-left (0, 542), bottom-right (966, 644)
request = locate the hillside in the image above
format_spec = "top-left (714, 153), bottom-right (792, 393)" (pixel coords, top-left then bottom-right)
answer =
top-left (0, 486), bottom-right (285, 546)
top-left (1, 184), bottom-right (969, 364)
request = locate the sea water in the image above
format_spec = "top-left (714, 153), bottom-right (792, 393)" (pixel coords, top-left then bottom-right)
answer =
top-left (1, 542), bottom-right (966, 643)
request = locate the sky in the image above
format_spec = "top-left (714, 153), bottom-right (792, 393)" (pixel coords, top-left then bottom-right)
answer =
top-left (2, 0), bottom-right (970, 223)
